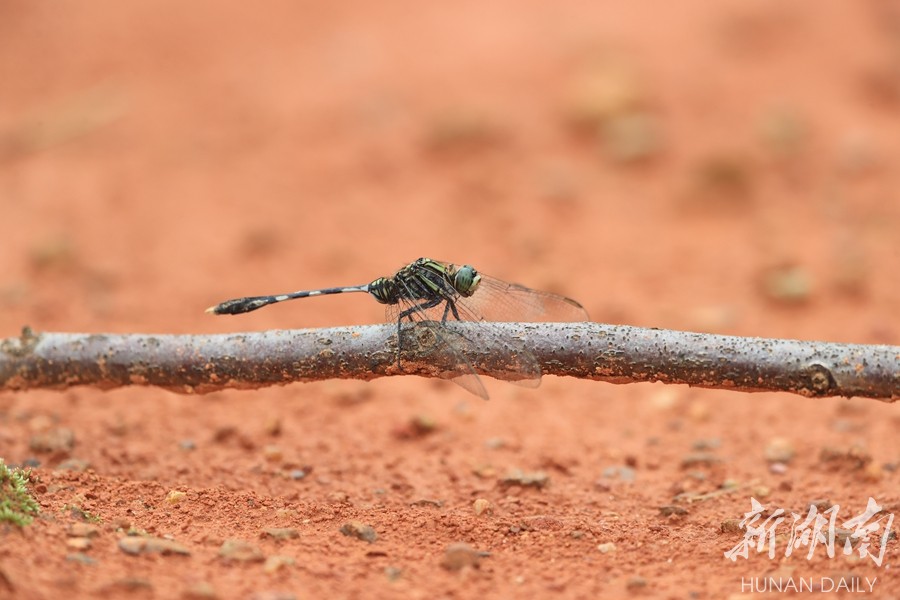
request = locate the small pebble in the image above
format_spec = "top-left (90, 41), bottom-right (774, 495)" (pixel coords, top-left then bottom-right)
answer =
top-left (819, 445), bottom-right (872, 469)
top-left (752, 485), bottom-right (771, 499)
top-left (264, 417), bottom-right (282, 437)
top-left (720, 519), bottom-right (744, 534)
top-left (687, 154), bottom-right (754, 207)
top-left (626, 575), bottom-right (648, 590)
top-left (29, 427), bottom-right (75, 453)
top-left (393, 414), bottom-right (437, 439)
top-left (179, 439), bottom-right (197, 451)
top-left (680, 453), bottom-right (720, 468)
top-left (66, 553), bottom-right (96, 565)
top-left (263, 555), bottom-right (295, 574)
top-left (471, 464), bottom-right (497, 479)
top-left (769, 462), bottom-right (789, 475)
top-left (118, 536), bottom-right (190, 556)
top-left (659, 505), bottom-right (688, 517)
top-left (863, 462), bottom-right (883, 482)
top-left (165, 490), bottom-right (187, 505)
top-left (602, 111), bottom-right (662, 163)
top-left (218, 539), bottom-right (265, 562)
top-left (66, 537), bottom-right (92, 550)
top-left (597, 542), bottom-right (617, 554)
top-left (688, 305), bottom-right (737, 332)
top-left (182, 581), bottom-right (217, 599)
top-left (340, 521), bottom-right (377, 543)
top-left (564, 60), bottom-right (645, 132)
top-left (473, 498), bottom-right (492, 516)
top-left (68, 523), bottom-right (99, 538)
top-left (764, 438), bottom-right (796, 463)
top-left (758, 107), bottom-right (808, 158)
top-left (289, 469), bottom-right (307, 480)
top-left (409, 499), bottom-right (443, 508)
top-left (248, 592), bottom-right (295, 600)
top-left (327, 491), bottom-right (349, 503)
top-left (212, 426), bottom-right (237, 443)
top-left (809, 498), bottom-right (834, 512)
top-left (262, 528), bottom-right (299, 541)
top-left (109, 577), bottom-right (153, 591)
top-left (831, 418), bottom-right (860, 433)
top-left (649, 388), bottom-right (679, 410)
top-left (441, 542), bottom-right (481, 570)
top-left (28, 414), bottom-right (54, 432)
top-left (601, 466), bottom-right (636, 481)
top-left (760, 264), bottom-right (812, 304)
top-left (68, 505), bottom-right (98, 522)
top-left (423, 111), bottom-right (505, 153)
top-left (55, 458), bottom-right (90, 472)
top-left (498, 470), bottom-right (549, 489)
top-left (263, 445), bottom-right (283, 462)
top-left (691, 438), bottom-right (721, 451)
top-left (687, 401), bottom-right (710, 422)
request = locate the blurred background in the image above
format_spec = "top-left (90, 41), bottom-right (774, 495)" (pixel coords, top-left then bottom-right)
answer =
top-left (2, 0), bottom-right (897, 343)
top-left (2, 2), bottom-right (900, 597)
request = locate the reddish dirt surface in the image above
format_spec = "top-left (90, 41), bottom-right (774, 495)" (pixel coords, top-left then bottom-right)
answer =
top-left (2, 1), bottom-right (899, 598)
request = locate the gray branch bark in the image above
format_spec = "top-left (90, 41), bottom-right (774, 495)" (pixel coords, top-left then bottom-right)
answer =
top-left (1, 323), bottom-right (897, 401)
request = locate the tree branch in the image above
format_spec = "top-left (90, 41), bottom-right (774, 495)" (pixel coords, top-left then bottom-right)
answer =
top-left (1, 324), bottom-right (897, 401)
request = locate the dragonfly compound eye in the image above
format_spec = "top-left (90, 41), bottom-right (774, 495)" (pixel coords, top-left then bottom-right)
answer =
top-left (454, 265), bottom-right (481, 297)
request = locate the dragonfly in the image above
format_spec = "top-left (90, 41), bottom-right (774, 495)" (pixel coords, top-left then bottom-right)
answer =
top-left (206, 257), bottom-right (588, 399)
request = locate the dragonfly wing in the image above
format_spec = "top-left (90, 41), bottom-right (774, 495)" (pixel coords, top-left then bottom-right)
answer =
top-left (463, 276), bottom-right (589, 323)
top-left (386, 277), bottom-right (490, 400)
top-left (449, 372), bottom-right (490, 399)
top-left (441, 291), bottom-right (544, 388)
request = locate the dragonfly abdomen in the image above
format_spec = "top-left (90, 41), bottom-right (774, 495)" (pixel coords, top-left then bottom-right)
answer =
top-left (367, 277), bottom-right (400, 305)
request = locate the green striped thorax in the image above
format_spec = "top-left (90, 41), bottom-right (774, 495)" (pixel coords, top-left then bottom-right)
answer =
top-left (367, 258), bottom-right (482, 305)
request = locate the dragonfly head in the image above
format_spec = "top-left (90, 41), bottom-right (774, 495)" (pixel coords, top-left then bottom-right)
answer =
top-left (453, 265), bottom-right (481, 297)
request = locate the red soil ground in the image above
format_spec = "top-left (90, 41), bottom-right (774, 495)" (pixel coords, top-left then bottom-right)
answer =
top-left (1, 1), bottom-right (899, 598)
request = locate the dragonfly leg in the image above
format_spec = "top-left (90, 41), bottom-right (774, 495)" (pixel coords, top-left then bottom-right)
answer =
top-left (447, 299), bottom-right (461, 321)
top-left (395, 296), bottom-right (445, 370)
top-left (398, 295), bottom-right (443, 321)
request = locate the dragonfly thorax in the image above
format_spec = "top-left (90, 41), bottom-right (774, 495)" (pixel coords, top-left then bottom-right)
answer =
top-left (367, 259), bottom-right (482, 306)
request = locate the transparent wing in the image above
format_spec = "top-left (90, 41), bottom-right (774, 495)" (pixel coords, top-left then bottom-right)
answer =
top-left (459, 275), bottom-right (589, 323)
top-left (387, 276), bottom-right (490, 400)
top-left (441, 288), bottom-right (543, 389)
top-left (437, 266), bottom-right (588, 387)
